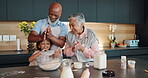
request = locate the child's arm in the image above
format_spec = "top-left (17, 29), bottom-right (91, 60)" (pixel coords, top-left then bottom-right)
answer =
top-left (28, 51), bottom-right (41, 62)
top-left (53, 48), bottom-right (62, 57)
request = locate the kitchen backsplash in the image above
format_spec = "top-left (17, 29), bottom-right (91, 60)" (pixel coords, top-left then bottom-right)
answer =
top-left (0, 21), bottom-right (135, 50)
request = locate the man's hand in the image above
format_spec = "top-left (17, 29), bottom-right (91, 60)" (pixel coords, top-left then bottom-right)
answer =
top-left (39, 30), bottom-right (47, 41)
top-left (46, 26), bottom-right (54, 39)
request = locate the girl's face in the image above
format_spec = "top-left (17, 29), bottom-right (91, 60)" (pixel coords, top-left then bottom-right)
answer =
top-left (38, 40), bottom-right (51, 51)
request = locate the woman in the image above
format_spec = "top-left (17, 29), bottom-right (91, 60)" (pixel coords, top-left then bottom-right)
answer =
top-left (64, 13), bottom-right (99, 62)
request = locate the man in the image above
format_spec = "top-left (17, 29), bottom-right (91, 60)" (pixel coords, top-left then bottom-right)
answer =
top-left (28, 2), bottom-right (68, 50)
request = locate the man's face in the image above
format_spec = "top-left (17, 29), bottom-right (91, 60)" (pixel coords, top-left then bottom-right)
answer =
top-left (69, 19), bottom-right (82, 35)
top-left (48, 8), bottom-right (61, 25)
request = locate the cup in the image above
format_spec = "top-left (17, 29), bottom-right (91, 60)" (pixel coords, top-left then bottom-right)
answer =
top-left (74, 62), bottom-right (82, 69)
top-left (128, 60), bottom-right (136, 68)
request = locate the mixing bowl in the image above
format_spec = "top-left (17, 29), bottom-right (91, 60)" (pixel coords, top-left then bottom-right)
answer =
top-left (37, 50), bottom-right (62, 71)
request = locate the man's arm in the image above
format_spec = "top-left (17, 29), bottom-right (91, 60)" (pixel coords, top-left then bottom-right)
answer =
top-left (47, 34), bottom-right (66, 48)
top-left (28, 31), bottom-right (44, 42)
top-left (46, 26), bottom-right (66, 48)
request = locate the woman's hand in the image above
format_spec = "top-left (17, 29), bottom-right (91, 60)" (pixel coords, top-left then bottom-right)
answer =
top-left (72, 41), bottom-right (85, 52)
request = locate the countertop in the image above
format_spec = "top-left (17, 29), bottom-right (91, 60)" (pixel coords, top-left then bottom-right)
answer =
top-left (0, 58), bottom-right (147, 78)
top-left (0, 47), bottom-right (148, 55)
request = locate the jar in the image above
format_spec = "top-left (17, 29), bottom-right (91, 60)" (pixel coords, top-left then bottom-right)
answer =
top-left (94, 50), bottom-right (107, 69)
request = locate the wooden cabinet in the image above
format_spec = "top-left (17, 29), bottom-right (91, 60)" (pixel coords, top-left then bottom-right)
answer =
top-left (0, 0), bottom-right (144, 24)
top-left (7, 0), bottom-right (33, 21)
top-left (0, 0), bottom-right (6, 20)
top-left (97, 0), bottom-right (114, 23)
top-left (33, 0), bottom-right (56, 20)
top-left (129, 0), bottom-right (144, 24)
top-left (105, 48), bottom-right (148, 59)
top-left (105, 50), bottom-right (120, 57)
top-left (78, 0), bottom-right (97, 22)
top-left (0, 54), bottom-right (31, 68)
top-left (57, 0), bottom-right (77, 21)
top-left (120, 49), bottom-right (148, 55)
top-left (114, 0), bottom-right (129, 23)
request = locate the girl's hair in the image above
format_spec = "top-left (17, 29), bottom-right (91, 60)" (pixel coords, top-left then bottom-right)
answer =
top-left (36, 39), bottom-right (52, 50)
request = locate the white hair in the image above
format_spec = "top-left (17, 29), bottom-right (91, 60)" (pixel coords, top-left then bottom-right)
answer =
top-left (68, 13), bottom-right (85, 26)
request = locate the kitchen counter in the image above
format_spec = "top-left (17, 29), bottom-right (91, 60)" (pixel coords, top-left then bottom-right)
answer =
top-left (0, 50), bottom-right (32, 55)
top-left (104, 46), bottom-right (148, 51)
top-left (0, 58), bottom-right (148, 78)
top-left (0, 47), bottom-right (148, 68)
top-left (0, 47), bottom-right (148, 55)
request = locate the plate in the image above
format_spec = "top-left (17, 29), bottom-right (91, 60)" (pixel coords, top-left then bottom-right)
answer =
top-left (118, 45), bottom-right (127, 47)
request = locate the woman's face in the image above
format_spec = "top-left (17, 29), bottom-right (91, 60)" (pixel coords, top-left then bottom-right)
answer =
top-left (38, 40), bottom-right (51, 50)
top-left (69, 19), bottom-right (83, 35)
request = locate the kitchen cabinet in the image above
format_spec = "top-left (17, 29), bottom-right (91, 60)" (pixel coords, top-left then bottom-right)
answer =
top-left (97, 0), bottom-right (114, 23)
top-left (114, 0), bottom-right (129, 23)
top-left (105, 48), bottom-right (148, 60)
top-left (33, 0), bottom-right (56, 20)
top-left (129, 0), bottom-right (144, 24)
top-left (57, 0), bottom-right (77, 21)
top-left (0, 0), bottom-right (144, 24)
top-left (120, 49), bottom-right (148, 56)
top-left (0, 0), bottom-right (6, 20)
top-left (0, 54), bottom-right (31, 68)
top-left (105, 50), bottom-right (120, 57)
top-left (7, 0), bottom-right (33, 21)
top-left (78, 0), bottom-right (97, 22)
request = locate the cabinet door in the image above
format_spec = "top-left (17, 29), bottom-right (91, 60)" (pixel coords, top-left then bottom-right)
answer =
top-left (0, 0), bottom-right (6, 20)
top-left (105, 50), bottom-right (121, 57)
top-left (114, 0), bottom-right (129, 23)
top-left (129, 0), bottom-right (144, 24)
top-left (120, 49), bottom-right (148, 56)
top-left (7, 0), bottom-right (33, 21)
top-left (33, 0), bottom-right (56, 20)
top-left (57, 0), bottom-right (77, 21)
top-left (97, 0), bottom-right (114, 23)
top-left (78, 0), bottom-right (97, 22)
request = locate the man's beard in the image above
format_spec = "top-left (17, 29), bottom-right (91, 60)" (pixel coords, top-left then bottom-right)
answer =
top-left (48, 16), bottom-right (59, 26)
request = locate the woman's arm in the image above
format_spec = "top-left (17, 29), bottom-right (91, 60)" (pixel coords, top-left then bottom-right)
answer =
top-left (82, 40), bottom-right (99, 58)
top-left (64, 43), bottom-right (75, 57)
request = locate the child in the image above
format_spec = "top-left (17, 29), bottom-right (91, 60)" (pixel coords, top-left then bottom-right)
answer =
top-left (28, 39), bottom-right (62, 66)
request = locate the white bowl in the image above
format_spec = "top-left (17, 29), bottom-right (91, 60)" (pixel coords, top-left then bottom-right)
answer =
top-left (39, 59), bottom-right (61, 71)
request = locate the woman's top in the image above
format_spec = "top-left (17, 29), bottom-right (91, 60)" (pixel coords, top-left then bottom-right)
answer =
top-left (64, 27), bottom-right (99, 62)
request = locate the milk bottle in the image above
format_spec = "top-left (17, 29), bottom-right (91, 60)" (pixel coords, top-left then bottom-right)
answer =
top-left (94, 50), bottom-right (107, 69)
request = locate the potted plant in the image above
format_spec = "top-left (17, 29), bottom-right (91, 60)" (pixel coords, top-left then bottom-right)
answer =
top-left (18, 21), bottom-right (36, 52)
top-left (109, 24), bottom-right (117, 48)
top-left (109, 34), bottom-right (116, 48)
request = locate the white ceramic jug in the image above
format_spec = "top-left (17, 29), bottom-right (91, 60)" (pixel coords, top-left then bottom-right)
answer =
top-left (60, 59), bottom-right (74, 78)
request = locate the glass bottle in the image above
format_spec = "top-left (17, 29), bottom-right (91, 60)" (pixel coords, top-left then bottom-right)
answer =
top-left (94, 50), bottom-right (107, 69)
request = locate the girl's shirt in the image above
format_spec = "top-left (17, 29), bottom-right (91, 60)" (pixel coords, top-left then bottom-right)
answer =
top-left (29, 50), bottom-right (54, 66)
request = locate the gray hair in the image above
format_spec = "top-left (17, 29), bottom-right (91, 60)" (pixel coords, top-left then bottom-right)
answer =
top-left (68, 13), bottom-right (85, 26)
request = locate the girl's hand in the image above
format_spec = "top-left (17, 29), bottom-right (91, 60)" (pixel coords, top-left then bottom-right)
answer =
top-left (54, 47), bottom-right (62, 56)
